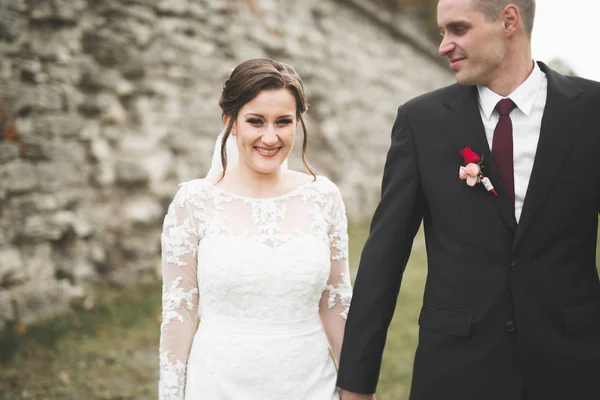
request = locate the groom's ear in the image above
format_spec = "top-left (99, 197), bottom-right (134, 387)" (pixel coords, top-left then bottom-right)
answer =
top-left (501, 4), bottom-right (519, 36)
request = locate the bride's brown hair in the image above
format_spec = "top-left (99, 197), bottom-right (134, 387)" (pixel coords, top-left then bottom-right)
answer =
top-left (217, 59), bottom-right (315, 181)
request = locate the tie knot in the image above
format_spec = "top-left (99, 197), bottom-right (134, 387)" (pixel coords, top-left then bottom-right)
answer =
top-left (495, 98), bottom-right (516, 116)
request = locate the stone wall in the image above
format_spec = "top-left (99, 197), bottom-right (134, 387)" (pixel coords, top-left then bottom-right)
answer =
top-left (0, 0), bottom-right (452, 329)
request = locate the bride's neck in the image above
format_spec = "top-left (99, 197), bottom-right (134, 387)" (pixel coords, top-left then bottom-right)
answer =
top-left (227, 164), bottom-right (285, 197)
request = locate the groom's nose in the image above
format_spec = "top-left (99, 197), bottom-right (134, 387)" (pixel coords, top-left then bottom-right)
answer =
top-left (439, 35), bottom-right (455, 57)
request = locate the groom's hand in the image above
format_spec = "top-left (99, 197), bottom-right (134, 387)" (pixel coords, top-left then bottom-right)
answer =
top-left (339, 389), bottom-right (376, 400)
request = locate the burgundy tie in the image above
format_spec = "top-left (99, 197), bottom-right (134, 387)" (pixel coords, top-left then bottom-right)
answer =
top-left (492, 98), bottom-right (517, 207)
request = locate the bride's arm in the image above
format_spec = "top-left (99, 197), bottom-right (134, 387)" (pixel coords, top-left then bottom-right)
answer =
top-left (319, 187), bottom-right (352, 365)
top-left (159, 184), bottom-right (200, 400)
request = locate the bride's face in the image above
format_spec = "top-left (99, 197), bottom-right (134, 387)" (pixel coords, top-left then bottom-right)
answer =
top-left (228, 88), bottom-right (298, 175)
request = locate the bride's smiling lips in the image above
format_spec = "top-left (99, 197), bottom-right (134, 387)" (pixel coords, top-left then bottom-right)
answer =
top-left (254, 146), bottom-right (282, 157)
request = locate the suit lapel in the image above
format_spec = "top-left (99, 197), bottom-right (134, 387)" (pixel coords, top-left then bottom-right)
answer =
top-left (514, 63), bottom-right (584, 246)
top-left (442, 85), bottom-right (518, 234)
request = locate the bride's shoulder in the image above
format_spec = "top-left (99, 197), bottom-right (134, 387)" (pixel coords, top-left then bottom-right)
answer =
top-left (294, 172), bottom-right (341, 198)
top-left (170, 178), bottom-right (214, 202)
top-left (177, 178), bottom-right (211, 191)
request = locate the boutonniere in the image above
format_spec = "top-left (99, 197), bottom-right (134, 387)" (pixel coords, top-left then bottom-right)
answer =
top-left (459, 147), bottom-right (498, 196)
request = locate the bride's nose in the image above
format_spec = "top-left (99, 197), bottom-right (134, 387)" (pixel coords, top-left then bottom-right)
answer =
top-left (261, 126), bottom-right (279, 146)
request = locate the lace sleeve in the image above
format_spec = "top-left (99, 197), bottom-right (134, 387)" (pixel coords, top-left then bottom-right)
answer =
top-left (159, 184), bottom-right (200, 400)
top-left (319, 186), bottom-right (352, 364)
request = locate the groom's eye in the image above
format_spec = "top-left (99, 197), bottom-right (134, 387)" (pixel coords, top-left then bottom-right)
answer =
top-left (449, 24), bottom-right (467, 35)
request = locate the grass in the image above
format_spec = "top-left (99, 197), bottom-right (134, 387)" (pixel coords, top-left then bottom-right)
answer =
top-left (1, 223), bottom-right (598, 399)
top-left (0, 223), bottom-right (425, 400)
top-left (348, 224), bottom-right (426, 400)
top-left (0, 283), bottom-right (163, 399)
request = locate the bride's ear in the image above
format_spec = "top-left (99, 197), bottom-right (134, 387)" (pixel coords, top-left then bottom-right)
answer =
top-left (223, 115), bottom-right (236, 135)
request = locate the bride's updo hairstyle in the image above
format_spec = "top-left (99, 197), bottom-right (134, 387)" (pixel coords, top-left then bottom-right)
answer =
top-left (218, 58), bottom-right (315, 180)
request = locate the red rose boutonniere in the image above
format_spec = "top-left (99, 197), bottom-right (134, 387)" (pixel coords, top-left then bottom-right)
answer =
top-left (459, 147), bottom-right (498, 196)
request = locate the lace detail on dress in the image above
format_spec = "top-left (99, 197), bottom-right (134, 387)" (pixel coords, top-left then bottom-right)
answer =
top-left (325, 273), bottom-right (353, 319)
top-left (328, 207), bottom-right (349, 261)
top-left (162, 209), bottom-right (197, 267)
top-left (162, 277), bottom-right (199, 325)
top-left (252, 200), bottom-right (290, 247)
top-left (159, 350), bottom-right (186, 400)
top-left (159, 183), bottom-right (200, 400)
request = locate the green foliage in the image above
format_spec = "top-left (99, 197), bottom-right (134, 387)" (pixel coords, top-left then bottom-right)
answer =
top-left (0, 282), bottom-right (162, 398)
top-left (1, 222), bottom-right (598, 399)
top-left (0, 281), bottom-right (162, 364)
top-left (348, 223), bottom-right (426, 399)
top-left (370, 0), bottom-right (440, 39)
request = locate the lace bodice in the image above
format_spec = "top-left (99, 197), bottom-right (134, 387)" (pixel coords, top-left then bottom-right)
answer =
top-left (159, 176), bottom-right (352, 400)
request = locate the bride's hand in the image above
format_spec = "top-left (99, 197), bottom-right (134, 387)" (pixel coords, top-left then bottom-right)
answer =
top-left (339, 389), bottom-right (376, 400)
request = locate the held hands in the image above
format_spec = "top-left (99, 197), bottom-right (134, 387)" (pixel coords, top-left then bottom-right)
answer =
top-left (339, 389), bottom-right (376, 400)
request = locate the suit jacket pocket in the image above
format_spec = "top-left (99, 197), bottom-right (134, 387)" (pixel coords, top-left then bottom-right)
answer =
top-left (564, 300), bottom-right (600, 336)
top-left (418, 303), bottom-right (474, 338)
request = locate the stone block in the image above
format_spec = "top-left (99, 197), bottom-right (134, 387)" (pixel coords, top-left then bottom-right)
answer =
top-left (0, 142), bottom-right (19, 164)
top-left (11, 280), bottom-right (84, 325)
top-left (79, 68), bottom-right (123, 92)
top-left (21, 138), bottom-right (86, 163)
top-left (116, 160), bottom-right (149, 185)
top-left (0, 7), bottom-right (23, 41)
top-left (37, 161), bottom-right (87, 192)
top-left (0, 160), bottom-right (38, 194)
top-left (0, 291), bottom-right (15, 331)
top-left (79, 120), bottom-right (102, 141)
top-left (79, 92), bottom-right (120, 117)
top-left (82, 29), bottom-right (141, 69)
top-left (34, 114), bottom-right (84, 138)
top-left (20, 243), bottom-right (55, 280)
top-left (100, 2), bottom-right (157, 24)
top-left (21, 215), bottom-right (63, 241)
top-left (0, 247), bottom-right (25, 287)
top-left (29, 0), bottom-right (86, 24)
top-left (121, 195), bottom-right (163, 224)
top-left (90, 137), bottom-right (113, 161)
top-left (92, 162), bottom-right (117, 187)
top-left (8, 193), bottom-right (60, 214)
top-left (53, 239), bottom-right (97, 283)
top-left (2, 84), bottom-right (65, 113)
top-left (157, 0), bottom-right (189, 15)
top-left (19, 209), bottom-right (91, 244)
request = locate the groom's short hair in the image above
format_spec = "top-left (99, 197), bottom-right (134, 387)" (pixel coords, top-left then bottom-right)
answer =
top-left (473, 0), bottom-right (536, 40)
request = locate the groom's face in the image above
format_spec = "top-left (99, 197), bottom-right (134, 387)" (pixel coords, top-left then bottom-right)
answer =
top-left (437, 0), bottom-right (506, 87)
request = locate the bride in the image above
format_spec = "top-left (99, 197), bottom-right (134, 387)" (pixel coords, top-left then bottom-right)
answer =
top-left (158, 59), bottom-right (352, 399)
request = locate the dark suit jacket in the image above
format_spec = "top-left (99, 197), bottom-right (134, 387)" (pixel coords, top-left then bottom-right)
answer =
top-left (336, 62), bottom-right (600, 400)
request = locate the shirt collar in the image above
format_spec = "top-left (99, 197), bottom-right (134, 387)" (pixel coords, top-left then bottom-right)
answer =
top-left (477, 61), bottom-right (545, 120)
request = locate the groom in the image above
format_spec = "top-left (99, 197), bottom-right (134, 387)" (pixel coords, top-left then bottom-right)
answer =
top-left (337, 0), bottom-right (600, 399)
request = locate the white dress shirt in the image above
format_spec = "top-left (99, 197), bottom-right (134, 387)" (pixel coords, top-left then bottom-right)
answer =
top-left (477, 62), bottom-right (548, 223)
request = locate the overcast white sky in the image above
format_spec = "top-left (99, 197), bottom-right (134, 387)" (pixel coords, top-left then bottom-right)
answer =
top-left (531, 1), bottom-right (597, 81)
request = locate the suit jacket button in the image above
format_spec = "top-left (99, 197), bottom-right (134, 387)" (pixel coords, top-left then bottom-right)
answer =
top-left (505, 320), bottom-right (516, 332)
top-left (510, 260), bottom-right (520, 271)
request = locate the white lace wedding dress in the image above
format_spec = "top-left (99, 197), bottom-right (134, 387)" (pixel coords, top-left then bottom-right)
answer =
top-left (158, 176), bottom-right (352, 400)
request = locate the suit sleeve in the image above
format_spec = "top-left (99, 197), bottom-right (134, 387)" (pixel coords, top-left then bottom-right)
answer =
top-left (336, 105), bottom-right (425, 394)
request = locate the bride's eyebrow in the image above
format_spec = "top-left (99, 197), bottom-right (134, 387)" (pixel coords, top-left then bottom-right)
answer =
top-left (243, 113), bottom-right (294, 119)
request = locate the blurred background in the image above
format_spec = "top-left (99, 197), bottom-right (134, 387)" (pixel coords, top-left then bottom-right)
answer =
top-left (0, 0), bottom-right (597, 399)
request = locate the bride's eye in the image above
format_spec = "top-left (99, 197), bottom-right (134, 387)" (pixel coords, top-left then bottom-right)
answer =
top-left (277, 119), bottom-right (293, 125)
top-left (247, 118), bottom-right (263, 125)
